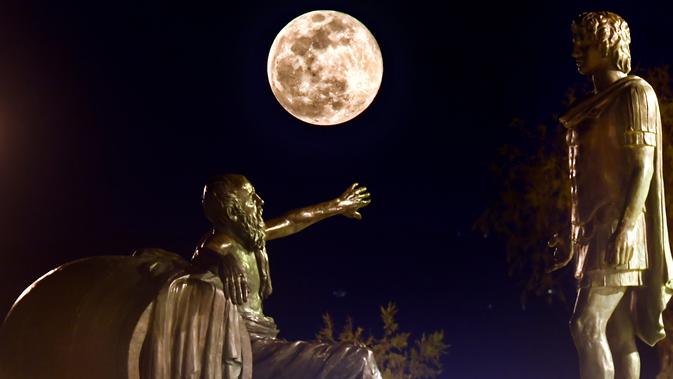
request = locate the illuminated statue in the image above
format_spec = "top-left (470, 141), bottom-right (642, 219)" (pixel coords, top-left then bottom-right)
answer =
top-left (189, 174), bottom-right (380, 379)
top-left (550, 11), bottom-right (673, 379)
top-left (0, 175), bottom-right (380, 379)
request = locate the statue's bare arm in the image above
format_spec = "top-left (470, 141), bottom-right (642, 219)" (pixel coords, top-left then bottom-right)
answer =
top-left (264, 183), bottom-right (371, 241)
top-left (607, 146), bottom-right (655, 265)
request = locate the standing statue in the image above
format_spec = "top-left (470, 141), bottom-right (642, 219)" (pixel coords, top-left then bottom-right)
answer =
top-left (550, 11), bottom-right (673, 379)
top-left (0, 174), bottom-right (381, 379)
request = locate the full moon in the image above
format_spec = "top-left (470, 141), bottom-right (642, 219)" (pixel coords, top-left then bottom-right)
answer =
top-left (267, 10), bottom-right (383, 126)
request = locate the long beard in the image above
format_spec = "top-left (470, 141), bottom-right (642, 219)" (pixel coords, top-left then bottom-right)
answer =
top-left (237, 207), bottom-right (272, 298)
top-left (238, 207), bottom-right (265, 253)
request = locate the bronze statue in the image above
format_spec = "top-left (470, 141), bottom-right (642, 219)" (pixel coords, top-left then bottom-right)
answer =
top-left (189, 174), bottom-right (380, 379)
top-left (0, 175), bottom-right (380, 379)
top-left (550, 11), bottom-right (673, 379)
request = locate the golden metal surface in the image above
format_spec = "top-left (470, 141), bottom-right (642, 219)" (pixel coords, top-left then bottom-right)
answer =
top-left (0, 174), bottom-right (378, 378)
top-left (193, 174), bottom-right (380, 378)
top-left (193, 174), bottom-right (371, 316)
top-left (551, 11), bottom-right (673, 379)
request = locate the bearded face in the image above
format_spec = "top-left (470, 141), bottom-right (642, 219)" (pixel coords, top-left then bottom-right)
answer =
top-left (234, 200), bottom-right (266, 254)
top-left (232, 186), bottom-right (273, 298)
top-left (202, 175), bottom-right (273, 296)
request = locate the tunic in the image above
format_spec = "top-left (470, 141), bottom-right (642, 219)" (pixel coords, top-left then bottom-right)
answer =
top-left (565, 76), bottom-right (654, 287)
top-left (560, 75), bottom-right (673, 346)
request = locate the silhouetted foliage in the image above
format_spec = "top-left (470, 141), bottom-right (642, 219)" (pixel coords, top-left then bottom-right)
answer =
top-left (315, 303), bottom-right (448, 379)
top-left (475, 115), bottom-right (572, 307)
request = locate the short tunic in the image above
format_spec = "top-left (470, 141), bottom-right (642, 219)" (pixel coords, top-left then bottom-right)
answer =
top-left (566, 76), bottom-right (659, 287)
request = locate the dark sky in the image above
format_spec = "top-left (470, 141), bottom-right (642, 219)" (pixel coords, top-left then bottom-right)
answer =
top-left (2, 1), bottom-right (673, 378)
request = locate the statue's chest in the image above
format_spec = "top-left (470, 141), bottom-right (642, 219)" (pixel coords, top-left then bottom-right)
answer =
top-left (579, 109), bottom-right (621, 145)
top-left (571, 107), bottom-right (625, 169)
top-left (232, 249), bottom-right (260, 292)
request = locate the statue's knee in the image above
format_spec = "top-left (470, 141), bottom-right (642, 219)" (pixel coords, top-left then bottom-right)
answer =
top-left (359, 347), bottom-right (376, 365)
top-left (344, 346), bottom-right (374, 366)
top-left (355, 347), bottom-right (381, 378)
top-left (610, 333), bottom-right (637, 355)
top-left (570, 316), bottom-right (603, 342)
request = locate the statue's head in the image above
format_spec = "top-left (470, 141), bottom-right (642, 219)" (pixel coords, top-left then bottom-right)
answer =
top-left (202, 174), bottom-right (265, 250)
top-left (571, 11), bottom-right (631, 75)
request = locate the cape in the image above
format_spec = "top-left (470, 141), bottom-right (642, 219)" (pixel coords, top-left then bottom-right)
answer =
top-left (560, 75), bottom-right (673, 346)
top-left (0, 249), bottom-right (252, 379)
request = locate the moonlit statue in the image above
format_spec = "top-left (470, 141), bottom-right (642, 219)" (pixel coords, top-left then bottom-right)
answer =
top-left (267, 10), bottom-right (383, 126)
top-left (0, 175), bottom-right (381, 379)
top-left (549, 11), bottom-right (673, 379)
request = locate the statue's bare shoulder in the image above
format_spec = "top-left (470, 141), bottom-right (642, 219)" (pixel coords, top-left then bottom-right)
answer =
top-left (192, 231), bottom-right (240, 267)
top-left (202, 232), bottom-right (236, 256)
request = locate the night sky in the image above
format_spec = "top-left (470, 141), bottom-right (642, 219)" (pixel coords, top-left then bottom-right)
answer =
top-left (2, 1), bottom-right (673, 378)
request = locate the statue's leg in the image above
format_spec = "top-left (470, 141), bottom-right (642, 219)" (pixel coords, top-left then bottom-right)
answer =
top-left (570, 286), bottom-right (627, 379)
top-left (251, 338), bottom-right (382, 379)
top-left (606, 289), bottom-right (639, 379)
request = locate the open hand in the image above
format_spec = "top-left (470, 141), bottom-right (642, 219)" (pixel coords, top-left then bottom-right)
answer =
top-left (337, 183), bottom-right (371, 220)
top-left (218, 253), bottom-right (249, 305)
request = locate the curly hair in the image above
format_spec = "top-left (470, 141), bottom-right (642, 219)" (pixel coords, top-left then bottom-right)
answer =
top-left (202, 174), bottom-right (248, 227)
top-left (572, 11), bottom-right (631, 74)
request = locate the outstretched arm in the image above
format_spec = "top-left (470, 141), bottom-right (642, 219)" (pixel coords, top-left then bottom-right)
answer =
top-left (264, 183), bottom-right (371, 241)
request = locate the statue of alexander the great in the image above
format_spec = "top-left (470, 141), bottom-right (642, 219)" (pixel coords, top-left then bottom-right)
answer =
top-left (550, 11), bottom-right (673, 379)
